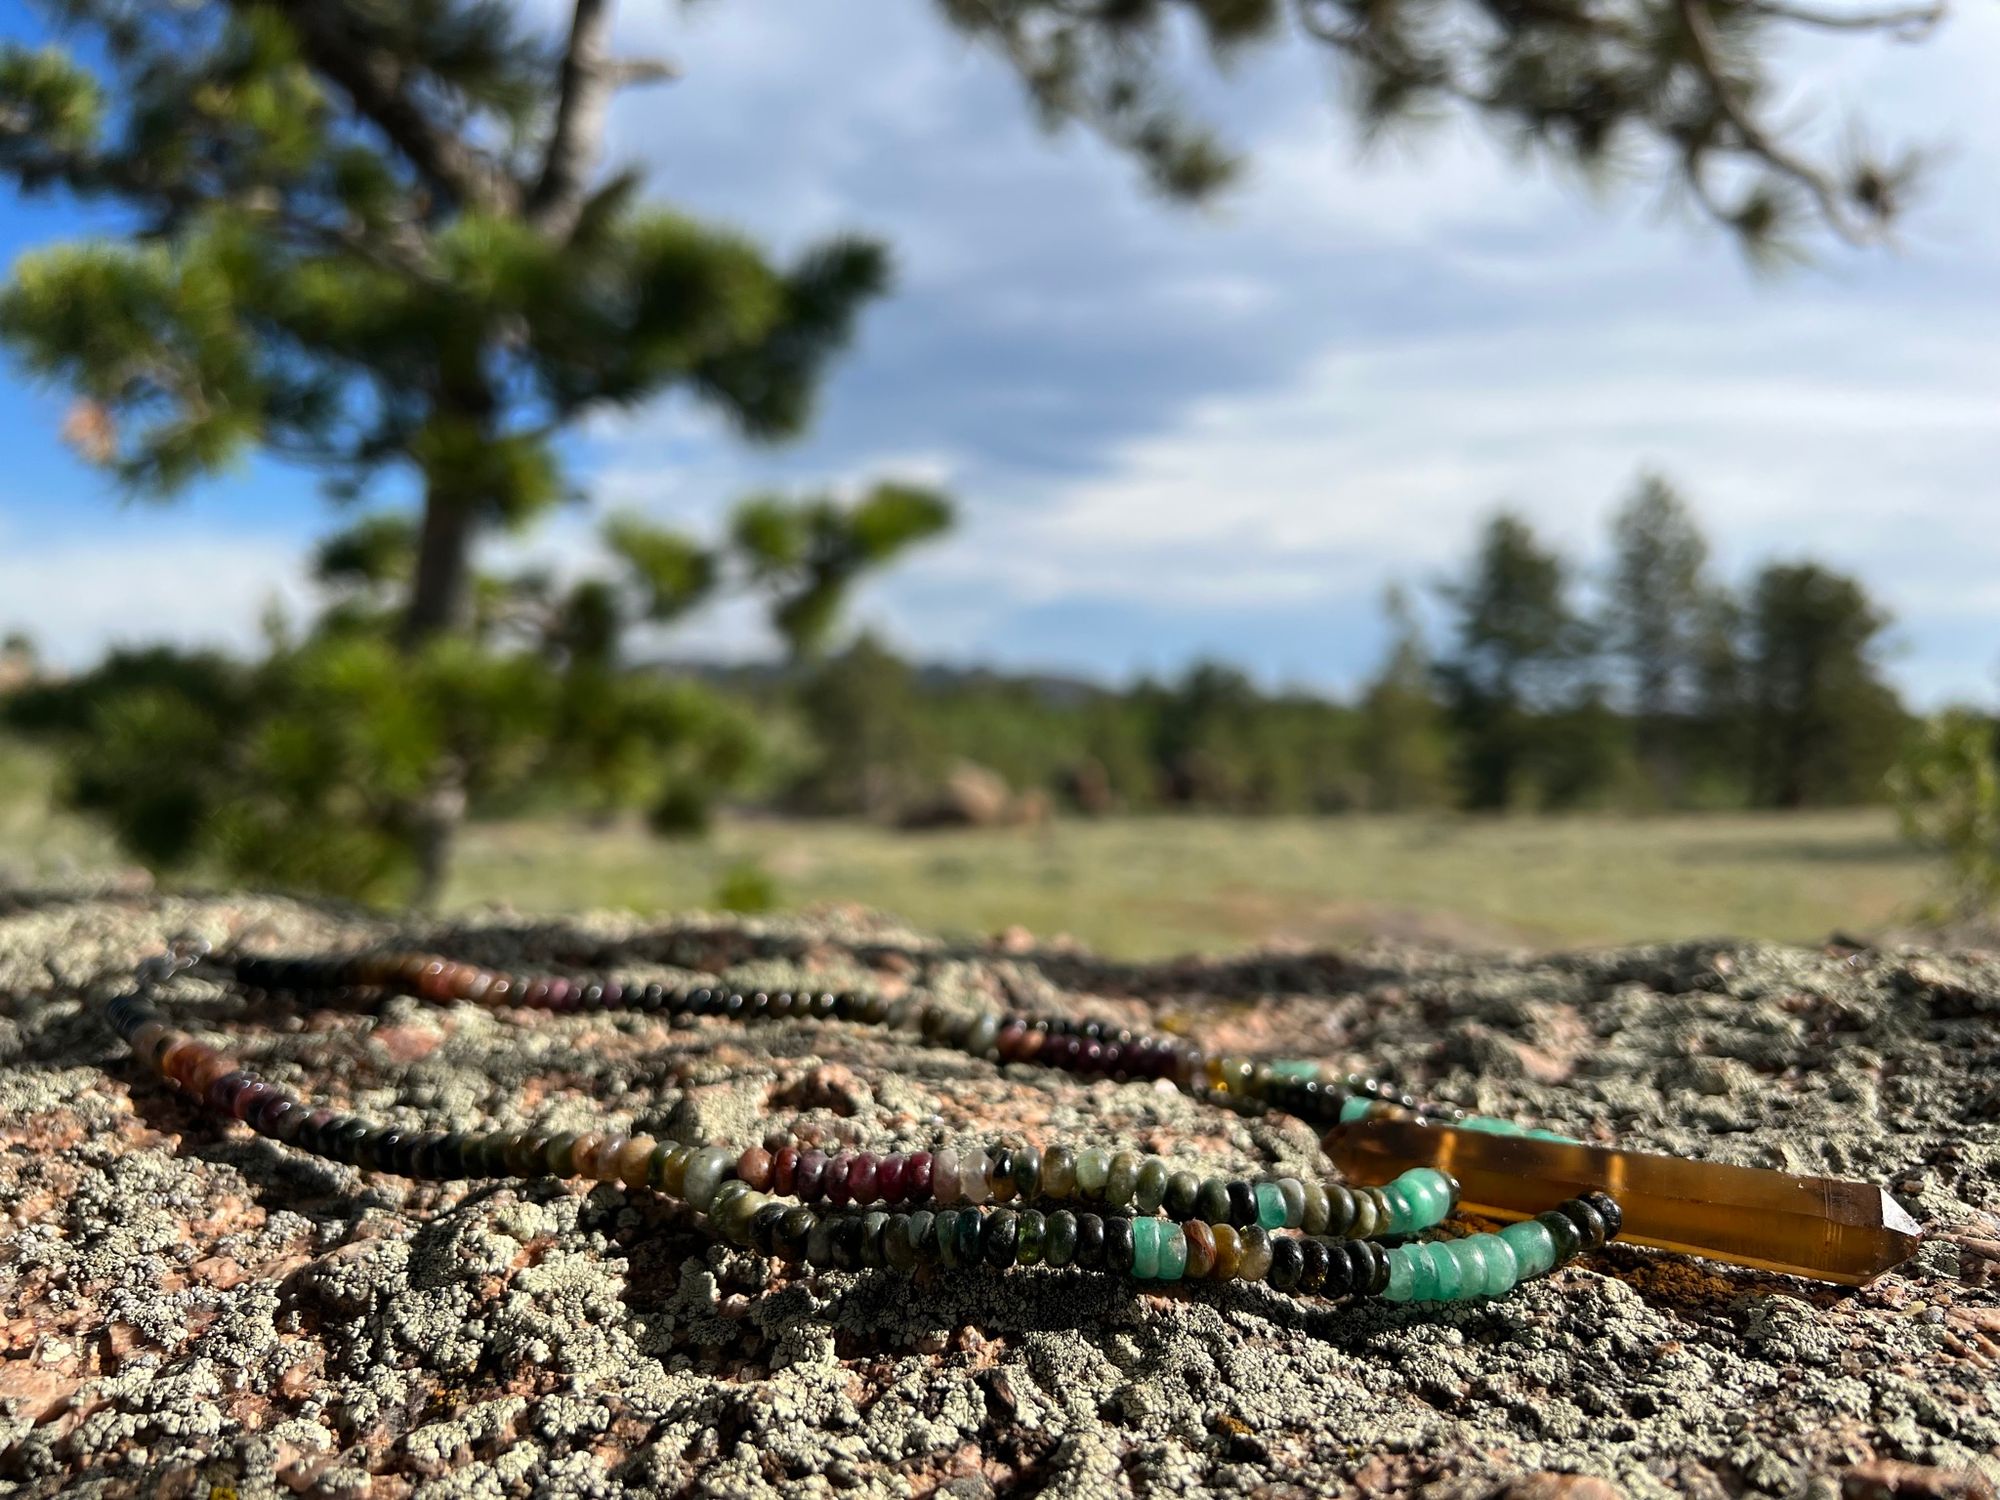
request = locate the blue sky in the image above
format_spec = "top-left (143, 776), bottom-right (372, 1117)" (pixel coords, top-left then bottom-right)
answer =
top-left (0, 1), bottom-right (1996, 705)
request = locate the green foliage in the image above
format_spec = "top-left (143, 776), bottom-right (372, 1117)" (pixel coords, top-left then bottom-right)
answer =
top-left (711, 860), bottom-right (780, 914)
top-left (732, 483), bottom-right (954, 659)
top-left (1356, 587), bottom-right (1456, 811)
top-left (1891, 710), bottom-right (2000, 923)
top-left (1744, 563), bottom-right (1906, 807)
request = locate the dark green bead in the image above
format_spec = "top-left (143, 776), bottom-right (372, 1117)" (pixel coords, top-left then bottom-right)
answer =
top-left (1164, 1171), bottom-right (1200, 1219)
top-left (862, 1211), bottom-right (891, 1268)
top-left (1134, 1159), bottom-right (1170, 1214)
top-left (1226, 1180), bottom-right (1258, 1227)
top-left (1537, 1210), bottom-right (1584, 1263)
top-left (954, 1208), bottom-right (985, 1265)
top-left (934, 1209), bottom-right (962, 1267)
top-left (543, 1132), bottom-right (580, 1176)
top-left (1367, 1242), bottom-right (1392, 1295)
top-left (985, 1209), bottom-right (1019, 1267)
top-left (1559, 1198), bottom-right (1608, 1250)
top-left (1582, 1192), bottom-right (1623, 1241)
top-left (1016, 1210), bottom-right (1046, 1265)
top-left (1325, 1186), bottom-right (1358, 1237)
top-left (905, 1210), bottom-right (937, 1266)
top-left (1196, 1178), bottom-right (1232, 1223)
top-left (1104, 1217), bottom-right (1136, 1274)
top-left (1343, 1240), bottom-right (1374, 1295)
top-left (751, 1203), bottom-right (788, 1254)
top-left (1298, 1237), bottom-right (1330, 1293)
top-left (1012, 1146), bottom-right (1042, 1200)
top-left (832, 1215), bottom-right (865, 1269)
top-left (1268, 1234), bottom-right (1304, 1290)
top-left (1044, 1210), bottom-right (1077, 1267)
top-left (1075, 1212), bottom-right (1106, 1268)
top-left (1319, 1239), bottom-right (1353, 1295)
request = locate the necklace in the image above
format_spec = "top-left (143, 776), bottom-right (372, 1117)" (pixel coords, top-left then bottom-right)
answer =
top-left (104, 939), bottom-right (1625, 1309)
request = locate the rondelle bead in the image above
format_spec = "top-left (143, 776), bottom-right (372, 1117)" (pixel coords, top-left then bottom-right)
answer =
top-left (1104, 1216), bottom-right (1137, 1274)
top-left (876, 1153), bottom-right (907, 1204)
top-left (1041, 1145), bottom-right (1077, 1197)
top-left (1297, 1236), bottom-right (1330, 1293)
top-left (933, 1209), bottom-right (962, 1267)
top-left (1196, 1178), bottom-right (1232, 1224)
top-left (1347, 1190), bottom-right (1378, 1240)
top-left (1134, 1159), bottom-right (1170, 1215)
top-left (959, 1148), bottom-right (991, 1205)
top-left (1343, 1240), bottom-right (1375, 1296)
top-left (751, 1203), bottom-right (788, 1255)
top-left (1255, 1182), bottom-right (1288, 1231)
top-left (1237, 1226), bottom-right (1274, 1282)
top-left (1074, 1149), bottom-right (1111, 1199)
top-left (1302, 1181), bottom-right (1332, 1236)
top-left (1582, 1191), bottom-right (1623, 1241)
top-left (1045, 1210), bottom-right (1078, 1267)
top-left (1183, 1220), bottom-right (1216, 1279)
top-left (1012, 1145), bottom-right (1042, 1200)
top-left (906, 1151), bottom-right (935, 1201)
top-left (1074, 1213), bottom-right (1106, 1268)
top-left (1158, 1224), bottom-right (1188, 1281)
top-left (932, 1147), bottom-right (961, 1205)
top-left (985, 1209), bottom-right (1020, 1267)
top-left (772, 1146), bottom-right (799, 1195)
top-left (1559, 1197), bottom-right (1609, 1250)
top-left (1226, 1180), bottom-right (1258, 1229)
top-left (847, 1153), bottom-right (880, 1206)
top-left (905, 1210), bottom-right (937, 1266)
top-left (1016, 1209), bottom-right (1046, 1265)
top-left (1268, 1234), bottom-right (1304, 1290)
top-left (989, 1147), bottom-right (1018, 1202)
top-left (953, 1206), bottom-right (986, 1264)
top-left (1211, 1224), bottom-right (1242, 1280)
top-left (795, 1149), bottom-right (829, 1202)
top-left (1164, 1171), bottom-right (1201, 1220)
top-left (618, 1137), bottom-right (658, 1188)
top-left (683, 1147), bottom-right (733, 1212)
top-left (825, 1152), bottom-right (854, 1207)
top-left (736, 1146), bottom-right (774, 1191)
top-left (1104, 1152), bottom-right (1141, 1208)
top-left (861, 1211), bottom-right (891, 1268)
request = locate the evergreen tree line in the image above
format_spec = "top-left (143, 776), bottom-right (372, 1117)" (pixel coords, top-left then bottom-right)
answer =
top-left (778, 475), bottom-right (1910, 819)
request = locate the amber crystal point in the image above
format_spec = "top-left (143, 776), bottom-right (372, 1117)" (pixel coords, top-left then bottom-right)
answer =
top-left (1326, 1118), bottom-right (1923, 1285)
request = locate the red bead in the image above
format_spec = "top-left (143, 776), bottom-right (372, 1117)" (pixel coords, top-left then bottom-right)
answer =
top-left (795, 1149), bottom-right (828, 1200)
top-left (772, 1146), bottom-right (799, 1195)
top-left (847, 1153), bottom-right (879, 1205)
top-left (906, 1151), bottom-right (934, 1200)
top-left (737, 1146), bottom-right (774, 1191)
top-left (825, 1152), bottom-right (854, 1206)
top-left (876, 1154), bottom-right (907, 1203)
top-left (996, 1021), bottom-right (1027, 1061)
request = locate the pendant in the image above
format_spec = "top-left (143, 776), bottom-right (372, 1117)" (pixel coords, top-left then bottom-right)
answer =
top-left (1325, 1117), bottom-right (1923, 1286)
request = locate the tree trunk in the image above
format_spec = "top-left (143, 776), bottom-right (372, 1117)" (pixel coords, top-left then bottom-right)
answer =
top-left (400, 483), bottom-right (479, 910)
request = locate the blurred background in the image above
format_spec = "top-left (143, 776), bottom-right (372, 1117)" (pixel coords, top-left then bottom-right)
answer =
top-left (0, 0), bottom-right (1995, 957)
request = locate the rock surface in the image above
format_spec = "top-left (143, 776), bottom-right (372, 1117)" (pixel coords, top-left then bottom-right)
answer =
top-left (0, 892), bottom-right (1995, 1499)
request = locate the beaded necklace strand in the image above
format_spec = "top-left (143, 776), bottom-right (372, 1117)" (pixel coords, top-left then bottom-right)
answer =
top-left (103, 941), bottom-right (1625, 1308)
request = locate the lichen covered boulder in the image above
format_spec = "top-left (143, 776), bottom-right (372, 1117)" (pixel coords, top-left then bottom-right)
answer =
top-left (0, 894), bottom-right (1994, 1498)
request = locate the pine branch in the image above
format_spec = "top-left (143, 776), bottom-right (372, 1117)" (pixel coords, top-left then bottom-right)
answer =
top-left (530, 0), bottom-right (677, 239)
top-left (250, 0), bottom-right (519, 216)
top-left (1733, 0), bottom-right (1942, 28)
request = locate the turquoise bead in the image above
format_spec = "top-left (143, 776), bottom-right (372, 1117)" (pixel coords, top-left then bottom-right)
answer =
top-left (1383, 1244), bottom-right (1418, 1301)
top-left (1500, 1219), bottom-right (1558, 1279)
top-left (1268, 1059), bottom-right (1321, 1079)
top-left (1483, 1235), bottom-right (1521, 1294)
top-left (1395, 1170), bottom-right (1452, 1230)
top-left (1450, 1236), bottom-right (1497, 1297)
top-left (1404, 1243), bottom-right (1440, 1301)
top-left (1460, 1115), bottom-right (1526, 1136)
top-left (1158, 1224), bottom-right (1188, 1280)
top-left (1132, 1217), bottom-right (1160, 1278)
top-left (1339, 1095), bottom-right (1373, 1124)
top-left (1526, 1128), bottom-right (1581, 1143)
top-left (1255, 1182), bottom-right (1287, 1230)
top-left (1382, 1184), bottom-right (1415, 1234)
top-left (1423, 1241), bottom-right (1464, 1300)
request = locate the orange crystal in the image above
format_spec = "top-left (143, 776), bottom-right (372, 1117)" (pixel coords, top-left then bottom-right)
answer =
top-left (1326, 1118), bottom-right (1923, 1285)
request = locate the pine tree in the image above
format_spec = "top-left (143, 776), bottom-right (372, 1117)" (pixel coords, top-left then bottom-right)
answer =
top-left (1357, 586), bottom-right (1455, 810)
top-left (1603, 473), bottom-right (1721, 802)
top-left (1744, 562), bottom-right (1906, 806)
top-left (1435, 512), bottom-right (1590, 809)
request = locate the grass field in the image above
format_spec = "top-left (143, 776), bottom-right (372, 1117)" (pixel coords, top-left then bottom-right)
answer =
top-left (450, 808), bottom-right (1936, 956)
top-left (0, 737), bottom-right (1941, 955)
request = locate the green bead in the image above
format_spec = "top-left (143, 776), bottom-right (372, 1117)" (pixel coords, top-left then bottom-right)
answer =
top-left (1275, 1178), bottom-right (1307, 1229)
top-left (1134, 1159), bottom-right (1170, 1214)
top-left (1255, 1182), bottom-right (1288, 1231)
top-left (1158, 1224), bottom-right (1187, 1280)
top-left (935, 1209), bottom-right (962, 1267)
top-left (1379, 1184), bottom-right (1414, 1234)
top-left (885, 1217), bottom-right (917, 1270)
top-left (1017, 1209), bottom-right (1046, 1265)
top-left (1500, 1220), bottom-right (1558, 1280)
top-left (861, 1211), bottom-right (890, 1268)
top-left (1339, 1095), bottom-right (1373, 1124)
top-left (682, 1147), bottom-right (733, 1212)
top-left (1164, 1170), bottom-right (1201, 1219)
top-left (1131, 1217), bottom-right (1160, 1278)
top-left (1075, 1149), bottom-right (1110, 1198)
top-left (1449, 1236), bottom-right (1495, 1297)
top-left (1196, 1178), bottom-right (1231, 1223)
top-left (1042, 1145), bottom-right (1077, 1197)
top-left (1046, 1209), bottom-right (1078, 1267)
top-left (1383, 1244), bottom-right (1418, 1301)
top-left (954, 1207), bottom-right (985, 1264)
top-left (1482, 1234), bottom-right (1521, 1295)
top-left (1403, 1242), bottom-right (1441, 1301)
top-left (1105, 1152), bottom-right (1141, 1207)
top-left (1301, 1181), bottom-right (1331, 1236)
top-left (1423, 1241), bottom-right (1464, 1300)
